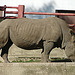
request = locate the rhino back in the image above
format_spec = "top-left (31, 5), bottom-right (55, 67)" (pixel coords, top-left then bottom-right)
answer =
top-left (43, 17), bottom-right (62, 42)
top-left (9, 18), bottom-right (46, 48)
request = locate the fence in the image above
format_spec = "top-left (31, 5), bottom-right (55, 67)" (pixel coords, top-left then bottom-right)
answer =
top-left (0, 5), bottom-right (24, 18)
top-left (0, 5), bottom-right (75, 28)
top-left (0, 6), bottom-right (75, 17)
top-left (0, 6), bottom-right (75, 19)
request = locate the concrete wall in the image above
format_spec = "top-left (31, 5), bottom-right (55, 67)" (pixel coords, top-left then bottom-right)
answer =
top-left (0, 63), bottom-right (75, 75)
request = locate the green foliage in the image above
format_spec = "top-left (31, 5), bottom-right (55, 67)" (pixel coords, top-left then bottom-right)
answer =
top-left (12, 59), bottom-right (41, 63)
top-left (26, 59), bottom-right (41, 63)
top-left (12, 57), bottom-right (71, 63)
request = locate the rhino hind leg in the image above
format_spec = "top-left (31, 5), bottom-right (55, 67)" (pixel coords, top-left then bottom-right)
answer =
top-left (41, 41), bottom-right (54, 62)
top-left (1, 38), bottom-right (13, 63)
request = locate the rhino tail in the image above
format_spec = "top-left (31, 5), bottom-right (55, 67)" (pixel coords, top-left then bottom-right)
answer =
top-left (0, 27), bottom-right (9, 49)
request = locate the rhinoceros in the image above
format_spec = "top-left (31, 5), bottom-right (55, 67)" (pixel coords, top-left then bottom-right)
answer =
top-left (0, 17), bottom-right (75, 63)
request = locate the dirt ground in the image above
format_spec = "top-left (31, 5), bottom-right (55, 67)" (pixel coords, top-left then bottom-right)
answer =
top-left (0, 44), bottom-right (67, 62)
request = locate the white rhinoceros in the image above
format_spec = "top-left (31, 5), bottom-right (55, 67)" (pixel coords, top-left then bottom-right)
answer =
top-left (0, 17), bottom-right (75, 63)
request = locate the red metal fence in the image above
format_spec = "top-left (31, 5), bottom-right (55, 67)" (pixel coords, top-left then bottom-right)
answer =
top-left (0, 5), bottom-right (24, 18)
top-left (0, 5), bottom-right (75, 18)
top-left (0, 5), bottom-right (75, 27)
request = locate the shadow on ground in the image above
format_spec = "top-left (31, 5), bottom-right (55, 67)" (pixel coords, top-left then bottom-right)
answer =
top-left (50, 58), bottom-right (72, 62)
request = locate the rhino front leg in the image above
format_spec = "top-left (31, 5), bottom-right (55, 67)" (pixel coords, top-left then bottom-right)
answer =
top-left (1, 39), bottom-right (13, 63)
top-left (41, 41), bottom-right (54, 63)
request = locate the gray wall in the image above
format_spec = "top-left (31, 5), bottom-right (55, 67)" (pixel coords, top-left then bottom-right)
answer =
top-left (0, 63), bottom-right (75, 75)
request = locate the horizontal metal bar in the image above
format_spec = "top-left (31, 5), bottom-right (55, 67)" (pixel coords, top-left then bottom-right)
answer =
top-left (69, 24), bottom-right (75, 27)
top-left (69, 24), bottom-right (75, 25)
top-left (0, 6), bottom-right (4, 8)
top-left (0, 16), bottom-right (18, 19)
top-left (6, 6), bottom-right (18, 9)
top-left (5, 11), bottom-right (18, 14)
top-left (5, 16), bottom-right (18, 19)
top-left (0, 6), bottom-right (5, 11)
top-left (0, 6), bottom-right (18, 9)
top-left (24, 12), bottom-right (75, 16)
top-left (0, 17), bottom-right (4, 18)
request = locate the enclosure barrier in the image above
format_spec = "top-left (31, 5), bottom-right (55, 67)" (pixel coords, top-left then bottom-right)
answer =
top-left (0, 5), bottom-right (24, 18)
top-left (24, 12), bottom-right (75, 16)
top-left (0, 63), bottom-right (75, 75)
top-left (0, 5), bottom-right (75, 27)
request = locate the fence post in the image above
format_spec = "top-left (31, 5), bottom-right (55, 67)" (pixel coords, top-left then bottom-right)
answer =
top-left (18, 5), bottom-right (24, 18)
top-left (4, 5), bottom-right (6, 18)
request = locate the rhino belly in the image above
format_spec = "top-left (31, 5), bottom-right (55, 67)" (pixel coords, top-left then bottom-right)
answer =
top-left (13, 39), bottom-right (40, 49)
top-left (9, 25), bottom-right (44, 49)
top-left (10, 34), bottom-right (40, 49)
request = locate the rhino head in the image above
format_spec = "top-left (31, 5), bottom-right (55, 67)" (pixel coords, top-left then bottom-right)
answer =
top-left (65, 30), bottom-right (75, 61)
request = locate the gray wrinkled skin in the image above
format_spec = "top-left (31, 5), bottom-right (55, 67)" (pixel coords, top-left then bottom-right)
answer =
top-left (65, 34), bottom-right (75, 61)
top-left (0, 17), bottom-right (74, 63)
